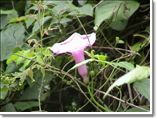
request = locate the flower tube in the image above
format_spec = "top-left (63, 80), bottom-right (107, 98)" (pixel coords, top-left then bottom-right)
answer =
top-left (50, 32), bottom-right (96, 83)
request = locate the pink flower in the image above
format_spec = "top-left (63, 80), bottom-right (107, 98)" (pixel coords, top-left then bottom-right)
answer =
top-left (50, 32), bottom-right (96, 83)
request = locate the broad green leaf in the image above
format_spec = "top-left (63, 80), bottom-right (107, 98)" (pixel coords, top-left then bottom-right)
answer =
top-left (113, 61), bottom-right (134, 71)
top-left (109, 1), bottom-right (139, 30)
top-left (50, 1), bottom-right (76, 16)
top-left (7, 50), bottom-right (35, 71)
top-left (59, 18), bottom-right (72, 26)
top-left (0, 15), bottom-right (8, 29)
top-left (5, 62), bottom-right (18, 73)
top-left (6, 53), bottom-right (19, 65)
top-left (133, 79), bottom-right (150, 101)
top-left (94, 1), bottom-right (139, 31)
top-left (2, 103), bottom-right (16, 112)
top-left (14, 101), bottom-right (38, 111)
top-left (19, 71), bottom-right (53, 101)
top-left (0, 9), bottom-right (18, 29)
top-left (19, 84), bottom-right (39, 100)
top-left (0, 23), bottom-right (25, 61)
top-left (32, 16), bottom-right (52, 33)
top-left (69, 4), bottom-right (93, 16)
top-left (25, 16), bottom-right (35, 28)
top-left (103, 66), bottom-right (150, 98)
top-left (94, 1), bottom-right (122, 30)
top-left (51, 1), bottom-right (93, 17)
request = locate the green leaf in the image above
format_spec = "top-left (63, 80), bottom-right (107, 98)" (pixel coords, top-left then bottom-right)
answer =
top-left (109, 1), bottom-right (139, 30)
top-left (131, 34), bottom-right (149, 52)
top-left (7, 50), bottom-right (35, 71)
top-left (14, 101), bottom-right (38, 111)
top-left (2, 103), bottom-right (16, 112)
top-left (0, 87), bottom-right (9, 100)
top-left (19, 71), bottom-right (53, 101)
top-left (131, 42), bottom-right (143, 52)
top-left (94, 54), bottom-right (108, 66)
top-left (27, 68), bottom-right (34, 81)
top-left (94, 1), bottom-right (139, 31)
top-left (0, 23), bottom-right (25, 61)
top-left (32, 16), bottom-right (52, 33)
top-left (51, 1), bottom-right (72, 15)
top-left (113, 61), bottom-right (135, 71)
top-left (51, 1), bottom-right (93, 17)
top-left (59, 18), bottom-right (72, 26)
top-left (36, 55), bottom-right (44, 65)
top-left (0, 9), bottom-right (18, 29)
top-left (19, 84), bottom-right (39, 100)
top-left (43, 48), bottom-right (53, 57)
top-left (70, 4), bottom-right (93, 16)
top-left (94, 54), bottom-right (108, 61)
top-left (25, 16), bottom-right (35, 28)
top-left (5, 62), bottom-right (18, 73)
top-left (103, 66), bottom-right (150, 98)
top-left (133, 79), bottom-right (150, 101)
top-left (115, 36), bottom-right (124, 44)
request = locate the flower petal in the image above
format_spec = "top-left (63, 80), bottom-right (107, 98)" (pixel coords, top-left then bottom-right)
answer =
top-left (81, 32), bottom-right (96, 46)
top-left (50, 32), bottom-right (96, 54)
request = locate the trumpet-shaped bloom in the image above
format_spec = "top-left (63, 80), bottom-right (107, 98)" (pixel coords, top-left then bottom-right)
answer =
top-left (50, 32), bottom-right (96, 83)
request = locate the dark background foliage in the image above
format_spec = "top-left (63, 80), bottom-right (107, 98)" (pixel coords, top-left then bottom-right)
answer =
top-left (0, 0), bottom-right (150, 112)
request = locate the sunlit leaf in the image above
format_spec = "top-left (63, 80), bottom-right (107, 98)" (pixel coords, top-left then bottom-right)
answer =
top-left (103, 66), bottom-right (150, 98)
top-left (113, 61), bottom-right (135, 71)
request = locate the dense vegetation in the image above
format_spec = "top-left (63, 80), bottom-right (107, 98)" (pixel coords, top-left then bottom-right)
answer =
top-left (0, 0), bottom-right (150, 112)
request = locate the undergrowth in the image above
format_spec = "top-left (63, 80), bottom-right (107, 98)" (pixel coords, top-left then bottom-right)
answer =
top-left (0, 0), bottom-right (150, 112)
